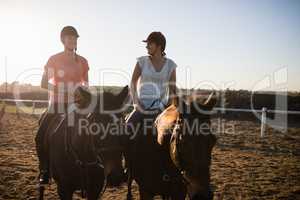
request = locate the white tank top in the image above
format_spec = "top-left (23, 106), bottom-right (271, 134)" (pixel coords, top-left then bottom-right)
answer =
top-left (136, 56), bottom-right (177, 109)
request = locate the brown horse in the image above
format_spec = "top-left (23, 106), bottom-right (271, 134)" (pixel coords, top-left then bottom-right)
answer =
top-left (40, 86), bottom-right (128, 200)
top-left (125, 93), bottom-right (217, 200)
top-left (124, 110), bottom-right (186, 200)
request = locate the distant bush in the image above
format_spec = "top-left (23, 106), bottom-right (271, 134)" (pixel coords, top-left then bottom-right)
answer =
top-left (0, 86), bottom-right (299, 119)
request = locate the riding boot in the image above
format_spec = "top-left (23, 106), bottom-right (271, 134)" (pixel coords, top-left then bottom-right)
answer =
top-left (35, 114), bottom-right (51, 185)
top-left (36, 137), bottom-right (49, 184)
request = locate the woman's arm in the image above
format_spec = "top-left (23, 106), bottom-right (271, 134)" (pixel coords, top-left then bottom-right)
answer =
top-left (41, 57), bottom-right (56, 91)
top-left (41, 70), bottom-right (49, 90)
top-left (83, 73), bottom-right (89, 86)
top-left (81, 58), bottom-right (89, 86)
top-left (40, 69), bottom-right (56, 91)
top-left (168, 69), bottom-right (177, 105)
top-left (130, 62), bottom-right (141, 107)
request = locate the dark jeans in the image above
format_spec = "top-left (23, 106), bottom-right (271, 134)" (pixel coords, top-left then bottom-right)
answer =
top-left (125, 108), bottom-right (162, 138)
top-left (123, 108), bottom-right (161, 169)
top-left (35, 103), bottom-right (68, 171)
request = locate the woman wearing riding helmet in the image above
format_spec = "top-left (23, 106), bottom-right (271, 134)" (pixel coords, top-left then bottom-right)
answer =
top-left (36, 26), bottom-right (89, 184)
top-left (126, 31), bottom-right (177, 134)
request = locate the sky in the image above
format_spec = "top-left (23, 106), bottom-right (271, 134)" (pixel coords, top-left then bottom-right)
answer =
top-left (0, 0), bottom-right (299, 91)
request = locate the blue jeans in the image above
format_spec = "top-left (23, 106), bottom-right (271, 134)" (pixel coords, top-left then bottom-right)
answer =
top-left (125, 108), bottom-right (162, 139)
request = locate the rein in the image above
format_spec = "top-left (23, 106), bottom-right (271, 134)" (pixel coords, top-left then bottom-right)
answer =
top-left (172, 111), bottom-right (213, 192)
top-left (64, 112), bottom-right (106, 198)
top-left (172, 112), bottom-right (201, 185)
top-left (173, 114), bottom-right (186, 174)
top-left (61, 105), bottom-right (123, 198)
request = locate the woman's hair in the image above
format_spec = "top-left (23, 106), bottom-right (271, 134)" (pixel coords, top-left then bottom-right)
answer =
top-left (60, 26), bottom-right (79, 38)
top-left (61, 26), bottom-right (79, 62)
top-left (143, 31), bottom-right (166, 56)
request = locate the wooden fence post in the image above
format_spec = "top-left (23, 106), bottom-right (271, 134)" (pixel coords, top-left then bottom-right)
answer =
top-left (32, 101), bottom-right (36, 115)
top-left (260, 107), bottom-right (267, 137)
top-left (15, 102), bottom-right (20, 119)
top-left (0, 102), bottom-right (6, 123)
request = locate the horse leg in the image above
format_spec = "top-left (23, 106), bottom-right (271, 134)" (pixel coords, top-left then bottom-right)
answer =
top-left (126, 168), bottom-right (133, 200)
top-left (170, 183), bottom-right (186, 200)
top-left (125, 146), bottom-right (134, 200)
top-left (57, 185), bottom-right (73, 200)
top-left (139, 188), bottom-right (153, 200)
top-left (38, 185), bottom-right (45, 200)
top-left (86, 178), bottom-right (106, 200)
top-left (87, 187), bottom-right (102, 200)
top-left (170, 192), bottom-right (186, 200)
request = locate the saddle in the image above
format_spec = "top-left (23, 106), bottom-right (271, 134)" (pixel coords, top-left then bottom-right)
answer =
top-left (39, 112), bottom-right (64, 151)
top-left (38, 103), bottom-right (80, 154)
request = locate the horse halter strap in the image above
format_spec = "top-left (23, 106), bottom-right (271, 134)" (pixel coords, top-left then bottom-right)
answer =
top-left (173, 112), bottom-right (200, 185)
top-left (173, 114), bottom-right (185, 172)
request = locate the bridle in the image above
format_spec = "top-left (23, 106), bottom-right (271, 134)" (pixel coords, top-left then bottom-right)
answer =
top-left (62, 104), bottom-right (124, 198)
top-left (145, 98), bottom-right (167, 111)
top-left (172, 112), bottom-right (191, 177)
top-left (172, 112), bottom-right (209, 176)
top-left (171, 111), bottom-right (214, 200)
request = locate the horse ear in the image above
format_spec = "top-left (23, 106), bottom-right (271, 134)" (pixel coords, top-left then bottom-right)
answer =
top-left (74, 86), bottom-right (92, 107)
top-left (171, 95), bottom-right (179, 107)
top-left (203, 91), bottom-right (217, 110)
top-left (116, 85), bottom-right (129, 103)
top-left (178, 98), bottom-right (189, 114)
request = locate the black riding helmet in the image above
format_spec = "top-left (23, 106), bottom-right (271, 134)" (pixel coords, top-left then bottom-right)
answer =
top-left (60, 26), bottom-right (79, 38)
top-left (143, 32), bottom-right (166, 56)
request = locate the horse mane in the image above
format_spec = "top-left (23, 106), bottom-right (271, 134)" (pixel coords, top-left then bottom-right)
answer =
top-left (171, 92), bottom-right (217, 114)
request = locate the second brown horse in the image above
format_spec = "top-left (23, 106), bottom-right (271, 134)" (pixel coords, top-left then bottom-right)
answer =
top-left (125, 93), bottom-right (217, 200)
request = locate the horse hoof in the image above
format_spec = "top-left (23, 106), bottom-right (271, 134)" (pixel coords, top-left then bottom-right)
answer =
top-left (127, 193), bottom-right (132, 200)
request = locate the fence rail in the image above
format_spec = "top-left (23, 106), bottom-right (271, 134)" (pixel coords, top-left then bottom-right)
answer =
top-left (1, 98), bottom-right (300, 137)
top-left (0, 99), bottom-right (48, 103)
top-left (214, 107), bottom-right (300, 115)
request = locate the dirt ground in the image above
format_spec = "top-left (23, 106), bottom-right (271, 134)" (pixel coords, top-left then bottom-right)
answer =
top-left (0, 113), bottom-right (299, 200)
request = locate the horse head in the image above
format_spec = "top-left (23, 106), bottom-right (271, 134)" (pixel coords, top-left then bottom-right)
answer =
top-left (157, 92), bottom-right (217, 200)
top-left (73, 85), bottom-right (129, 186)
